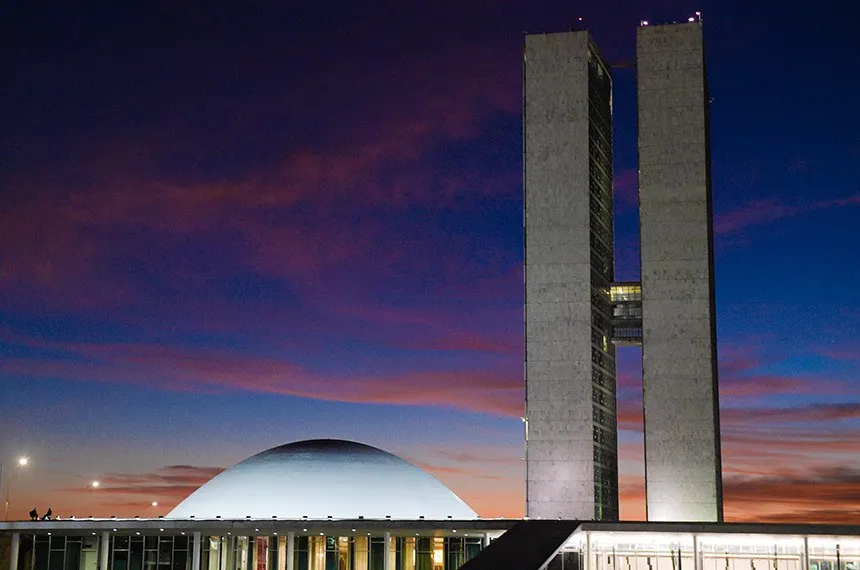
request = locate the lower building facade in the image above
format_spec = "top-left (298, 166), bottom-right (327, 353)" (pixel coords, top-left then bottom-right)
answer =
top-left (4, 521), bottom-right (860, 570)
top-left (541, 523), bottom-right (860, 570)
top-left (0, 520), bottom-right (512, 570)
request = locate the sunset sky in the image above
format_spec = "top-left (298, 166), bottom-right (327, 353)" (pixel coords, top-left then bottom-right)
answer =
top-left (1, 0), bottom-right (858, 522)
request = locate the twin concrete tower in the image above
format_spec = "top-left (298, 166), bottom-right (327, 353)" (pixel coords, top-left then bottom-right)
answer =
top-left (524, 21), bottom-right (723, 522)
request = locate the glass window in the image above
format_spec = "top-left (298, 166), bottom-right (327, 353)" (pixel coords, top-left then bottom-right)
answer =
top-left (415, 539), bottom-right (433, 570)
top-left (254, 538), bottom-right (269, 570)
top-left (130, 538), bottom-right (144, 570)
top-left (465, 539), bottom-right (482, 563)
top-left (294, 537), bottom-right (309, 570)
top-left (159, 539), bottom-right (173, 567)
top-left (35, 536), bottom-right (50, 570)
top-left (65, 540), bottom-right (82, 570)
top-left (369, 538), bottom-right (385, 570)
top-left (324, 537), bottom-right (337, 570)
top-left (114, 551), bottom-right (130, 570)
top-left (353, 537), bottom-right (368, 570)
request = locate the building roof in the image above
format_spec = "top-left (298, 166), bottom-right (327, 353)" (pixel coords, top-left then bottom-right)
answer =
top-left (4, 519), bottom-right (860, 540)
top-left (0, 518), bottom-right (514, 537)
top-left (166, 439), bottom-right (478, 520)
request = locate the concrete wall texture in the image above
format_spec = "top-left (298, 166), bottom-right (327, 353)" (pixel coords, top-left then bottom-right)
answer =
top-left (524, 31), bottom-right (618, 521)
top-left (523, 22), bottom-right (722, 523)
top-left (637, 22), bottom-right (723, 522)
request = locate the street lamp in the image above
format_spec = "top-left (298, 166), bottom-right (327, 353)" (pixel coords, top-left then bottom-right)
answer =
top-left (2, 456), bottom-right (30, 520)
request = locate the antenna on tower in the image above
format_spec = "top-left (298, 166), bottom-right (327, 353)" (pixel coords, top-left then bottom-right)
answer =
top-left (571, 16), bottom-right (585, 31)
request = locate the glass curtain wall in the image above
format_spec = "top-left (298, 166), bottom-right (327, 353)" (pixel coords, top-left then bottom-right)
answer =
top-left (18, 533), bottom-right (860, 570)
top-left (701, 542), bottom-right (803, 570)
top-left (27, 535), bottom-right (191, 570)
top-left (545, 539), bottom-right (860, 570)
top-left (809, 543), bottom-right (860, 570)
top-left (288, 536), bottom-right (481, 570)
top-left (18, 534), bottom-right (484, 570)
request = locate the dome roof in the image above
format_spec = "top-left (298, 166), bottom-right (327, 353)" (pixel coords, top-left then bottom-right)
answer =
top-left (167, 439), bottom-right (477, 520)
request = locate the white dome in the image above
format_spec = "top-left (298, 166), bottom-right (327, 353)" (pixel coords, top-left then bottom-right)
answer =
top-left (167, 439), bottom-right (477, 520)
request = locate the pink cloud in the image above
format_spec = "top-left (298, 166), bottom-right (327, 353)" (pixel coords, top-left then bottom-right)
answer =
top-left (619, 474), bottom-right (647, 521)
top-left (404, 444), bottom-right (525, 518)
top-left (723, 466), bottom-right (860, 523)
top-left (617, 400), bottom-right (644, 433)
top-left (816, 344), bottom-right (860, 361)
top-left (714, 194), bottom-right (860, 235)
top-left (416, 448), bottom-right (521, 466)
top-left (410, 461), bottom-right (504, 482)
top-left (720, 373), bottom-right (832, 397)
top-left (0, 45), bottom-right (520, 314)
top-left (406, 331), bottom-right (521, 355)
top-left (0, 337), bottom-right (523, 417)
top-left (718, 347), bottom-right (763, 376)
top-left (716, 344), bottom-right (852, 399)
top-left (723, 402), bottom-right (860, 424)
top-left (312, 288), bottom-right (522, 359)
top-left (714, 199), bottom-right (800, 235)
top-left (30, 465), bottom-right (224, 519)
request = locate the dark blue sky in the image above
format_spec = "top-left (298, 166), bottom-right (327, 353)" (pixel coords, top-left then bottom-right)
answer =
top-left (1, 0), bottom-right (858, 521)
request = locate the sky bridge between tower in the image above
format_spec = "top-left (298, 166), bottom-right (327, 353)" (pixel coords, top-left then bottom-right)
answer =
top-left (610, 282), bottom-right (643, 346)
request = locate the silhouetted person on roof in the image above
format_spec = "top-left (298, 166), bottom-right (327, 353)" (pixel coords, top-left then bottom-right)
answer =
top-left (29, 508), bottom-right (38, 521)
top-left (42, 508), bottom-right (52, 520)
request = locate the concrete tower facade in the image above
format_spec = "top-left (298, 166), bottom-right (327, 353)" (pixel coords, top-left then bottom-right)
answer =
top-left (523, 21), bottom-right (722, 523)
top-left (637, 21), bottom-right (723, 522)
top-left (524, 31), bottom-right (618, 521)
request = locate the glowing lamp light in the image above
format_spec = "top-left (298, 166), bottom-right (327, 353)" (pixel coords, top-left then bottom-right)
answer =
top-left (151, 501), bottom-right (158, 507)
top-left (91, 481), bottom-right (100, 488)
top-left (18, 457), bottom-right (29, 467)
